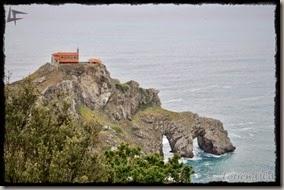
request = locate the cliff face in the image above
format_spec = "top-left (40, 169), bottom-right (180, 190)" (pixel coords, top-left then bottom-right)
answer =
top-left (16, 62), bottom-right (235, 158)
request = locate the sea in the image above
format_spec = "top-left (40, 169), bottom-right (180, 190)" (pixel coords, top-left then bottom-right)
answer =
top-left (4, 4), bottom-right (276, 183)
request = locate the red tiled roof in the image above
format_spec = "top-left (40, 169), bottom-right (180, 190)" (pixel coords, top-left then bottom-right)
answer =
top-left (89, 58), bottom-right (101, 61)
top-left (57, 60), bottom-right (78, 63)
top-left (52, 52), bottom-right (78, 56)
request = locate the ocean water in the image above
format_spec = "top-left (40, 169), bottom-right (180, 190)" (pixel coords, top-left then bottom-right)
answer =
top-left (4, 4), bottom-right (276, 183)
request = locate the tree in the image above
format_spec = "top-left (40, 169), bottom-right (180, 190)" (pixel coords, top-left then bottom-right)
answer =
top-left (5, 79), bottom-right (104, 183)
top-left (5, 79), bottom-right (194, 184)
top-left (103, 143), bottom-right (194, 184)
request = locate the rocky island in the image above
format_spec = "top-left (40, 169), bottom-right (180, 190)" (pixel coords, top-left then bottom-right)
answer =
top-left (11, 62), bottom-right (235, 158)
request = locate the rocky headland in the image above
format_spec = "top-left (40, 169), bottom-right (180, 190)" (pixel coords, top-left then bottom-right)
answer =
top-left (12, 63), bottom-right (235, 158)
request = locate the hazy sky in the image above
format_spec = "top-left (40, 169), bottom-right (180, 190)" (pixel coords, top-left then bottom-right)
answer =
top-left (4, 4), bottom-right (275, 82)
top-left (5, 4), bottom-right (274, 23)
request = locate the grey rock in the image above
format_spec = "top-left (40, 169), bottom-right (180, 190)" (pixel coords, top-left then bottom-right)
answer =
top-left (18, 62), bottom-right (235, 158)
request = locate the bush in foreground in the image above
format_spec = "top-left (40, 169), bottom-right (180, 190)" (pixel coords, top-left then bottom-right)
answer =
top-left (103, 143), bottom-right (194, 183)
top-left (4, 78), bottom-right (194, 184)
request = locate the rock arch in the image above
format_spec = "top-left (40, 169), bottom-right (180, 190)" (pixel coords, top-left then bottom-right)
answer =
top-left (161, 120), bottom-right (196, 158)
top-left (137, 112), bottom-right (235, 158)
top-left (159, 116), bottom-right (235, 158)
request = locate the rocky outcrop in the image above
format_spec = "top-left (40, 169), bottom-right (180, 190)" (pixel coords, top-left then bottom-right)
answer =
top-left (38, 63), bottom-right (160, 122)
top-left (130, 108), bottom-right (235, 158)
top-left (16, 62), bottom-right (235, 158)
top-left (103, 80), bottom-right (161, 121)
top-left (197, 117), bottom-right (236, 155)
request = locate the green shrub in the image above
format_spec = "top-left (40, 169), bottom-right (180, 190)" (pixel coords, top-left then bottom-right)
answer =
top-left (5, 79), bottom-right (194, 184)
top-left (5, 79), bottom-right (104, 183)
top-left (115, 83), bottom-right (129, 92)
top-left (103, 143), bottom-right (194, 184)
top-left (111, 125), bottom-right (123, 134)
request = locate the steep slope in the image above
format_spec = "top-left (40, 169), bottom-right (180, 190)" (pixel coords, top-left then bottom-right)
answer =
top-left (13, 62), bottom-right (235, 158)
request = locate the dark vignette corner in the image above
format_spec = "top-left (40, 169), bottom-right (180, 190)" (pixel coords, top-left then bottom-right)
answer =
top-left (0, 3), bottom-right (5, 187)
top-left (274, 0), bottom-right (281, 187)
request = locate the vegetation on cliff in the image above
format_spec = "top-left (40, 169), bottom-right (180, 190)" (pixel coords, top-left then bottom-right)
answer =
top-left (4, 78), bottom-right (194, 183)
top-left (104, 144), bottom-right (193, 183)
top-left (4, 62), bottom-right (235, 183)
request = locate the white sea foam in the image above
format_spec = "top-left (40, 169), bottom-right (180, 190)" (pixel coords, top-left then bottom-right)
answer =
top-left (222, 85), bottom-right (232, 89)
top-left (238, 127), bottom-right (253, 131)
top-left (248, 133), bottom-right (255, 137)
top-left (193, 173), bottom-right (201, 179)
top-left (189, 85), bottom-right (219, 92)
top-left (162, 136), bottom-right (174, 162)
top-left (204, 162), bottom-right (211, 166)
top-left (203, 153), bottom-right (226, 158)
top-left (230, 133), bottom-right (242, 139)
top-left (164, 98), bottom-right (183, 103)
top-left (184, 156), bottom-right (202, 161)
top-left (212, 174), bottom-right (226, 180)
top-left (229, 121), bottom-right (255, 127)
top-left (162, 136), bottom-right (169, 145)
top-left (239, 96), bottom-right (266, 102)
